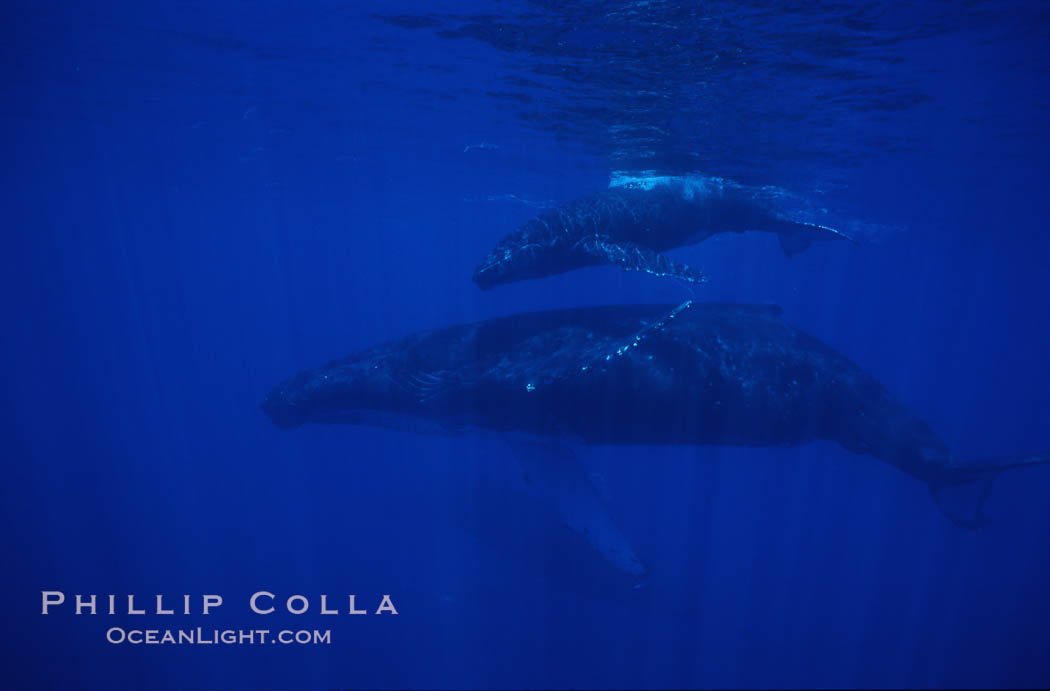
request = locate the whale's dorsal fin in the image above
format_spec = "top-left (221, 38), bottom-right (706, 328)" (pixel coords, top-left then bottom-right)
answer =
top-left (576, 236), bottom-right (708, 285)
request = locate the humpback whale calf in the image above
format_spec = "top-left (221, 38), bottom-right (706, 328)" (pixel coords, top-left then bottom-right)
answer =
top-left (472, 178), bottom-right (857, 289)
top-left (262, 302), bottom-right (1048, 574)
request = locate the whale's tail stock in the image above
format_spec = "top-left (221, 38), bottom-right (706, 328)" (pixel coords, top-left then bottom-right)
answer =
top-left (929, 450), bottom-right (1050, 529)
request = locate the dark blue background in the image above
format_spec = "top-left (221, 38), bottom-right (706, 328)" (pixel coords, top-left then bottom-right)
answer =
top-left (2, 1), bottom-right (1048, 688)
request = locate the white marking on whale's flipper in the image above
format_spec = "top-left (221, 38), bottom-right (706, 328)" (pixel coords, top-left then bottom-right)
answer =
top-left (503, 433), bottom-right (646, 577)
top-left (576, 236), bottom-right (708, 285)
top-left (585, 300), bottom-right (696, 370)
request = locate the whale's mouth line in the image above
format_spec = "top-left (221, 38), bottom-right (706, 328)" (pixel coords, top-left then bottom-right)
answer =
top-left (474, 241), bottom-right (548, 276)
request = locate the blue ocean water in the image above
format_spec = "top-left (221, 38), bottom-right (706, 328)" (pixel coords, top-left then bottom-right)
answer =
top-left (3, 1), bottom-right (1049, 688)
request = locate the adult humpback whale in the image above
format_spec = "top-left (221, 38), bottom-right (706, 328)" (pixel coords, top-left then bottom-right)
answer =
top-left (472, 178), bottom-right (856, 289)
top-left (262, 302), bottom-right (1048, 574)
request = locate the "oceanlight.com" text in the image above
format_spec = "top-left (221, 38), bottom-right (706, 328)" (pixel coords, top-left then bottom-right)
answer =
top-left (105, 627), bottom-right (331, 645)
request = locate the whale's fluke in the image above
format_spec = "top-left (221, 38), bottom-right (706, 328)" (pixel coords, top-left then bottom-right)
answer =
top-left (931, 450), bottom-right (1050, 528)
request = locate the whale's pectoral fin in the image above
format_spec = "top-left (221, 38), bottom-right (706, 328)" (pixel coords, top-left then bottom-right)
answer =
top-left (504, 433), bottom-right (646, 578)
top-left (581, 299), bottom-right (696, 372)
top-left (576, 237), bottom-right (707, 285)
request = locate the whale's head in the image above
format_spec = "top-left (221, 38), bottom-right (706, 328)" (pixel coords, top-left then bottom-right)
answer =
top-left (472, 223), bottom-right (575, 290)
top-left (260, 357), bottom-right (401, 429)
top-left (260, 370), bottom-right (319, 429)
top-left (261, 353), bottom-right (470, 435)
top-left (472, 244), bottom-right (532, 290)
